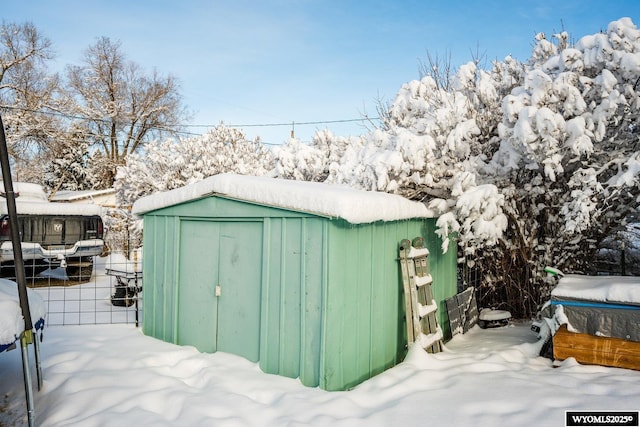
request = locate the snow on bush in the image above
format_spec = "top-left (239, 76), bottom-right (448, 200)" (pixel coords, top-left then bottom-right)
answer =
top-left (110, 124), bottom-right (274, 253)
top-left (114, 17), bottom-right (640, 317)
top-left (115, 124), bottom-right (274, 208)
top-left (271, 17), bottom-right (640, 317)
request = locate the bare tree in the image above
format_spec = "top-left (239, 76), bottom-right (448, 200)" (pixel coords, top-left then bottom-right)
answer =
top-left (0, 21), bottom-right (53, 90)
top-left (418, 50), bottom-right (454, 91)
top-left (0, 21), bottom-right (60, 178)
top-left (63, 37), bottom-right (187, 187)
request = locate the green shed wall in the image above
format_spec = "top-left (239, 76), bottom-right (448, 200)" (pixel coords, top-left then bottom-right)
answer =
top-left (141, 195), bottom-right (457, 391)
top-left (319, 218), bottom-right (457, 390)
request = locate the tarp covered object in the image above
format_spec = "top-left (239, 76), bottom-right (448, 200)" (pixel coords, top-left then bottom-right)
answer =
top-left (543, 275), bottom-right (640, 342)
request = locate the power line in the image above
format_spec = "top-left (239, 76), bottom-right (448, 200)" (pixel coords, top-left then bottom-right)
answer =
top-left (0, 104), bottom-right (380, 145)
top-left (0, 104), bottom-right (379, 131)
top-left (187, 117), bottom-right (380, 128)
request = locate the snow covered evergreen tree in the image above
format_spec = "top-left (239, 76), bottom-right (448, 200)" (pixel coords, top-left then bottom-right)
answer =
top-left (43, 136), bottom-right (90, 194)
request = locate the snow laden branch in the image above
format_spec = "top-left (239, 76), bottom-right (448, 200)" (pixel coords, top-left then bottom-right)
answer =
top-left (0, 21), bottom-right (62, 182)
top-left (433, 181), bottom-right (507, 253)
top-left (115, 124), bottom-right (274, 208)
top-left (62, 37), bottom-right (187, 187)
top-left (272, 17), bottom-right (640, 318)
top-left (109, 124), bottom-right (274, 253)
top-left (113, 17), bottom-right (640, 318)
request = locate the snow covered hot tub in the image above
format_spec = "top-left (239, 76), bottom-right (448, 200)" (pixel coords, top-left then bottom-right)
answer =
top-left (547, 275), bottom-right (640, 370)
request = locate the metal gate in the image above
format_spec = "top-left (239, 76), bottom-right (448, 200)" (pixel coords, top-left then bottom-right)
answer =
top-left (20, 250), bottom-right (143, 326)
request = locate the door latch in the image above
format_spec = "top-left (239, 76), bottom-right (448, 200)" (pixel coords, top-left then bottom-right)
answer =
top-left (215, 285), bottom-right (221, 297)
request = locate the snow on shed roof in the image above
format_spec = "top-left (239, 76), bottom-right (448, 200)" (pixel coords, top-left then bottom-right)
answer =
top-left (132, 173), bottom-right (435, 224)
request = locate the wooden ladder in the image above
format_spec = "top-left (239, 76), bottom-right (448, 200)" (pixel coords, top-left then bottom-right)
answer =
top-left (399, 237), bottom-right (443, 353)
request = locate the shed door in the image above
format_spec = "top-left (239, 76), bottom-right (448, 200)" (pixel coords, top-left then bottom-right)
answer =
top-left (177, 220), bottom-right (263, 362)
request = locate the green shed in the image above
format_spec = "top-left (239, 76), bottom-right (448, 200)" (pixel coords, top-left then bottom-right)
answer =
top-left (132, 173), bottom-right (457, 391)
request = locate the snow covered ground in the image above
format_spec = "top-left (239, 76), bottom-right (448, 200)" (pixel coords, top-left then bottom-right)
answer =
top-left (1, 297), bottom-right (639, 425)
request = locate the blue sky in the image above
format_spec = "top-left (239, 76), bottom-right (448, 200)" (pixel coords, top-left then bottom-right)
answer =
top-left (3, 1), bottom-right (640, 145)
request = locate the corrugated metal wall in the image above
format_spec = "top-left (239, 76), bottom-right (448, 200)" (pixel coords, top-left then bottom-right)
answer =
top-left (141, 196), bottom-right (458, 391)
top-left (258, 216), bottom-right (326, 387)
top-left (141, 197), bottom-right (327, 387)
top-left (142, 214), bottom-right (179, 344)
top-left (319, 218), bottom-right (457, 390)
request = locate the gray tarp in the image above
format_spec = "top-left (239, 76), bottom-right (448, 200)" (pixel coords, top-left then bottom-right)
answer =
top-left (542, 296), bottom-right (640, 342)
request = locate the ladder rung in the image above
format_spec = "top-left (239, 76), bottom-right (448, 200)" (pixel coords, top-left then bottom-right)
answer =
top-left (413, 274), bottom-right (432, 287)
top-left (406, 247), bottom-right (429, 259)
top-left (418, 300), bottom-right (438, 318)
top-left (417, 328), bottom-right (443, 349)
